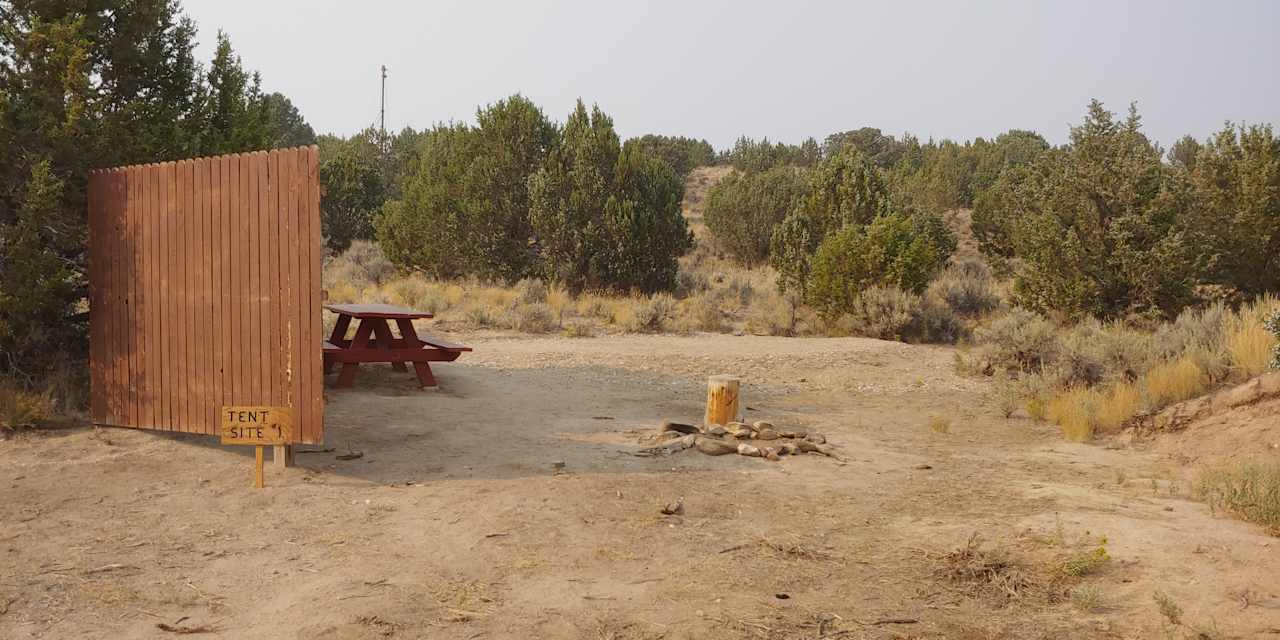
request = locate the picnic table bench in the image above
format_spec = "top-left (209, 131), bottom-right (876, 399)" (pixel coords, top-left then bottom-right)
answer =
top-left (323, 303), bottom-right (472, 388)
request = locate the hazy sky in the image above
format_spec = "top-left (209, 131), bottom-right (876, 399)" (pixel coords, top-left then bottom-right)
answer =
top-left (182, 0), bottom-right (1280, 150)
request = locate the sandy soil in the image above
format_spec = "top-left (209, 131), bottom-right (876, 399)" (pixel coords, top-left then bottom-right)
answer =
top-left (3, 333), bottom-right (1279, 639)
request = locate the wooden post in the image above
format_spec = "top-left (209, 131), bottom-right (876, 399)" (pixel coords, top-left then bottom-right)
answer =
top-left (255, 445), bottom-right (265, 488)
top-left (704, 375), bottom-right (740, 427)
top-left (273, 444), bottom-right (293, 469)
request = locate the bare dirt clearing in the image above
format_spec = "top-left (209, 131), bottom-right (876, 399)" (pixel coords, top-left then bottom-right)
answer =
top-left (3, 334), bottom-right (1279, 639)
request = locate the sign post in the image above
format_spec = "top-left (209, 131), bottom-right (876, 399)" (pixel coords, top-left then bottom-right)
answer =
top-left (221, 406), bottom-right (293, 488)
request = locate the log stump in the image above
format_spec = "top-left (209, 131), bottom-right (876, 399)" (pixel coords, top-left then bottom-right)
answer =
top-left (704, 375), bottom-right (741, 427)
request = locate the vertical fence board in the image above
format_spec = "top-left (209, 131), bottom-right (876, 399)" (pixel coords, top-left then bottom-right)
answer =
top-left (140, 166), bottom-right (154, 428)
top-left (266, 152), bottom-right (281, 409)
top-left (282, 151), bottom-right (301, 428)
top-left (150, 164), bottom-right (164, 429)
top-left (105, 170), bottom-right (119, 424)
top-left (114, 169), bottom-right (129, 425)
top-left (305, 147), bottom-right (324, 442)
top-left (293, 148), bottom-right (314, 441)
top-left (219, 156), bottom-right (233, 415)
top-left (243, 154), bottom-right (257, 412)
top-left (89, 148), bottom-right (322, 443)
top-left (157, 163), bottom-right (171, 429)
top-left (192, 159), bottom-right (208, 434)
top-left (254, 153), bottom-right (272, 407)
top-left (208, 158), bottom-right (221, 429)
top-left (124, 168), bottom-right (139, 429)
top-left (174, 158), bottom-right (188, 435)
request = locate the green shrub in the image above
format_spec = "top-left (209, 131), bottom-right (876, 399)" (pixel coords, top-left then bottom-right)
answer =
top-left (974, 308), bottom-right (1060, 374)
top-left (913, 295), bottom-right (968, 343)
top-left (377, 95), bottom-right (557, 281)
top-left (318, 132), bottom-right (385, 252)
top-left (325, 240), bottom-right (397, 289)
top-left (979, 101), bottom-right (1201, 319)
top-left (805, 211), bottom-right (954, 320)
top-left (1189, 124), bottom-right (1280, 297)
top-left (0, 162), bottom-right (80, 381)
top-left (703, 166), bottom-right (806, 263)
top-left (829, 286), bottom-right (920, 340)
top-left (514, 278), bottom-right (548, 304)
top-left (769, 148), bottom-right (893, 294)
top-left (629, 294), bottom-right (676, 333)
top-left (927, 258), bottom-right (1002, 316)
top-left (507, 303), bottom-right (556, 333)
top-left (529, 101), bottom-right (692, 293)
top-left (674, 270), bottom-right (708, 299)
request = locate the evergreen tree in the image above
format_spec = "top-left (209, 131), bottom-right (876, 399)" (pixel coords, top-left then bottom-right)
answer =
top-left (529, 100), bottom-right (690, 292)
top-left (0, 0), bottom-right (202, 378)
top-left (260, 92), bottom-right (316, 148)
top-left (318, 131), bottom-right (385, 252)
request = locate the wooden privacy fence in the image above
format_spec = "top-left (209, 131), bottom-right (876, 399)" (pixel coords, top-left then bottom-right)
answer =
top-left (87, 146), bottom-right (325, 444)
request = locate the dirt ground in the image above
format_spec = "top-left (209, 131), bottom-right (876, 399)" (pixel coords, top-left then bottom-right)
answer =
top-left (3, 332), bottom-right (1280, 639)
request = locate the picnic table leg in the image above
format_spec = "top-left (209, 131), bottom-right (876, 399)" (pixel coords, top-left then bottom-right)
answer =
top-left (411, 362), bottom-right (438, 388)
top-left (335, 319), bottom-right (374, 388)
top-left (328, 314), bottom-right (351, 343)
top-left (396, 318), bottom-right (438, 388)
top-left (324, 315), bottom-right (351, 376)
top-left (372, 319), bottom-right (407, 372)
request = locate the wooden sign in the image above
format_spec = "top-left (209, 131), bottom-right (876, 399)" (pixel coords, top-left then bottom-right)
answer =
top-left (221, 406), bottom-right (293, 445)
top-left (221, 406), bottom-right (292, 488)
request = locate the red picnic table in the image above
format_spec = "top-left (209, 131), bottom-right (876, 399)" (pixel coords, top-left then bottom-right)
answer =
top-left (323, 303), bottom-right (472, 388)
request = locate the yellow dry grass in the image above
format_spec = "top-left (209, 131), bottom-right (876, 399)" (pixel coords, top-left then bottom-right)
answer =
top-left (1225, 313), bottom-right (1278, 379)
top-left (1143, 356), bottom-right (1207, 408)
top-left (928, 415), bottom-right (951, 434)
top-left (1046, 387), bottom-right (1097, 442)
top-left (1092, 381), bottom-right (1142, 433)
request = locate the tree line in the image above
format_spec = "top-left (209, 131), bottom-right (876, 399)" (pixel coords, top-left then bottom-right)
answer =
top-left (704, 103), bottom-right (1279, 323)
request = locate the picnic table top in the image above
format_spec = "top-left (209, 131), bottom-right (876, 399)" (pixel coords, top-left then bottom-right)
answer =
top-left (323, 303), bottom-right (435, 320)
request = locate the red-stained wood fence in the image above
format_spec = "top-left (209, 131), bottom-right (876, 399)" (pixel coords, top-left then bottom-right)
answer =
top-left (87, 147), bottom-right (325, 444)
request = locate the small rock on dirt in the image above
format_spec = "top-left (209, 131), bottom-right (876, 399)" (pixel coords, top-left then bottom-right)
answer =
top-left (661, 420), bottom-right (700, 435)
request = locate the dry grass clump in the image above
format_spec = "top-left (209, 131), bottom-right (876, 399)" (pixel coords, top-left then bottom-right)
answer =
top-left (674, 292), bottom-right (727, 333)
top-left (1045, 387), bottom-right (1098, 442)
top-left (1092, 381), bottom-right (1141, 434)
top-left (1225, 310), bottom-right (1278, 378)
top-left (1070, 584), bottom-right (1105, 613)
top-left (745, 293), bottom-right (798, 336)
top-left (937, 534), bottom-right (1038, 604)
top-left (928, 415), bottom-right (951, 434)
top-left (1153, 591), bottom-right (1183, 626)
top-left (1143, 356), bottom-right (1207, 408)
top-left (1197, 463), bottom-right (1280, 533)
top-left (0, 381), bottom-right (54, 432)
